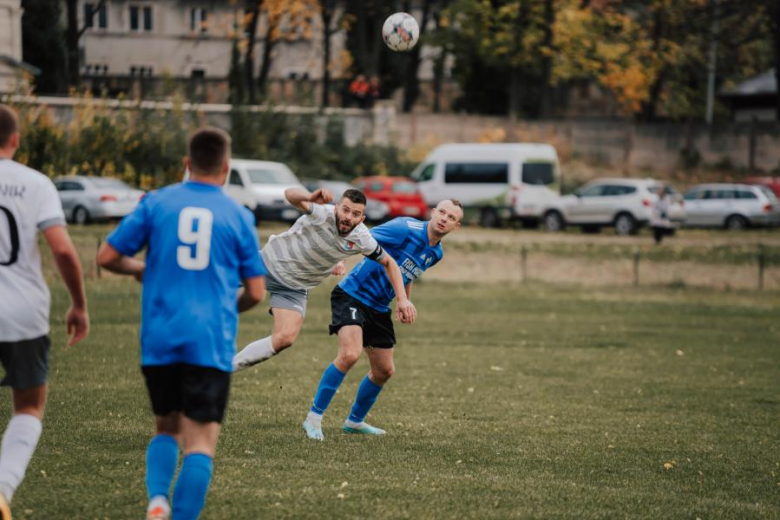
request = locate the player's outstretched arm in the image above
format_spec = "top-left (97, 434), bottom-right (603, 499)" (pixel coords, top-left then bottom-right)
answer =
top-left (377, 254), bottom-right (417, 324)
top-left (237, 276), bottom-right (266, 312)
top-left (96, 242), bottom-right (145, 282)
top-left (43, 226), bottom-right (90, 346)
top-left (284, 187), bottom-right (334, 214)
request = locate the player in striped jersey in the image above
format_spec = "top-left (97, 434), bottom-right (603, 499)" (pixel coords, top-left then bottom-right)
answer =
top-left (232, 188), bottom-right (416, 372)
top-left (302, 199), bottom-right (463, 440)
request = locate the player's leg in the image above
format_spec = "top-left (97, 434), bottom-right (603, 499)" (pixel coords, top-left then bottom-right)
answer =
top-left (0, 336), bottom-right (50, 515)
top-left (233, 308), bottom-right (303, 371)
top-left (343, 307), bottom-right (396, 435)
top-left (233, 283), bottom-right (307, 371)
top-left (303, 326), bottom-right (363, 440)
top-left (343, 347), bottom-right (394, 435)
top-left (170, 365), bottom-right (229, 520)
top-left (142, 365), bottom-right (184, 520)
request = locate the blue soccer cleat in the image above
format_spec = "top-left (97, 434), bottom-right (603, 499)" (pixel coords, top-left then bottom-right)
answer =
top-left (342, 422), bottom-right (386, 435)
top-left (302, 419), bottom-right (324, 441)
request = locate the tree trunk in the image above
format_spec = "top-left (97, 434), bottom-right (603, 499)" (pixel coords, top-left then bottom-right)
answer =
top-left (258, 18), bottom-right (277, 97)
top-left (640, 4), bottom-right (666, 121)
top-left (402, 0), bottom-right (432, 113)
top-left (772, 0), bottom-right (780, 121)
top-left (355, 0), bottom-right (368, 73)
top-left (321, 2), bottom-right (332, 108)
top-left (244, 2), bottom-right (261, 104)
top-left (540, 0), bottom-right (555, 118)
top-left (65, 0), bottom-right (79, 87)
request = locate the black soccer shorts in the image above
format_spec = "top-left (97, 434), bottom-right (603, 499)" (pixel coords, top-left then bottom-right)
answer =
top-left (329, 286), bottom-right (396, 348)
top-left (142, 364), bottom-right (231, 423)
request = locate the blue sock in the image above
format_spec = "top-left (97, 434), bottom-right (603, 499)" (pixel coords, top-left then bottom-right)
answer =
top-left (145, 434), bottom-right (179, 500)
top-left (348, 376), bottom-right (384, 423)
top-left (310, 363), bottom-right (346, 416)
top-left (172, 453), bottom-right (213, 520)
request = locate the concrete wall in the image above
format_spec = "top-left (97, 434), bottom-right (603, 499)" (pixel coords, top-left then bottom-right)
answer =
top-left (394, 114), bottom-right (780, 173)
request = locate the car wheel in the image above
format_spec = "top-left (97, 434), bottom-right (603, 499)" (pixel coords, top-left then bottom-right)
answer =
top-left (479, 208), bottom-right (499, 228)
top-left (725, 214), bottom-right (748, 230)
top-left (73, 206), bottom-right (90, 225)
top-left (543, 211), bottom-right (565, 232)
top-left (614, 213), bottom-right (637, 236)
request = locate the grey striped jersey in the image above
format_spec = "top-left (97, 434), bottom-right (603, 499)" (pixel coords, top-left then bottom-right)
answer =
top-left (261, 203), bottom-right (384, 290)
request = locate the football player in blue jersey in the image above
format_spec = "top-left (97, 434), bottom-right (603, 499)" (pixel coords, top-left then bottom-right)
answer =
top-left (302, 199), bottom-right (463, 440)
top-left (97, 127), bottom-right (267, 520)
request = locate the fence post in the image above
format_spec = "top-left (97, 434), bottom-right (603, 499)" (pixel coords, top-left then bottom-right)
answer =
top-left (521, 245), bottom-right (527, 283)
top-left (758, 243), bottom-right (765, 291)
top-left (96, 237), bottom-right (101, 279)
top-left (633, 249), bottom-right (640, 287)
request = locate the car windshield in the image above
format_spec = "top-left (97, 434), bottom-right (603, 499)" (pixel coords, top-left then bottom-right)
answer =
top-left (757, 186), bottom-right (778, 201)
top-left (648, 184), bottom-right (678, 195)
top-left (89, 178), bottom-right (131, 189)
top-left (247, 168), bottom-right (298, 185)
top-left (391, 182), bottom-right (417, 194)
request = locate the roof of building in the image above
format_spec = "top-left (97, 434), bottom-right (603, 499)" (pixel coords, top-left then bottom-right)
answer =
top-left (720, 69), bottom-right (776, 98)
top-left (0, 55), bottom-right (41, 76)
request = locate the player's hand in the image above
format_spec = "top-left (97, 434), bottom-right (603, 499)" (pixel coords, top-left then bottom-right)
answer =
top-left (332, 260), bottom-right (347, 276)
top-left (65, 306), bottom-right (90, 347)
top-left (310, 188), bottom-right (334, 205)
top-left (395, 299), bottom-right (417, 325)
top-left (133, 265), bottom-right (145, 283)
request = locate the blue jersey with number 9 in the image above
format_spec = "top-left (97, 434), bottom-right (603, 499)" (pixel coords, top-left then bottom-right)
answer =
top-left (107, 181), bottom-right (266, 372)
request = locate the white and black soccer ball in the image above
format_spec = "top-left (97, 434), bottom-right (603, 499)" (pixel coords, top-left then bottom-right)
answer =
top-left (382, 12), bottom-right (420, 52)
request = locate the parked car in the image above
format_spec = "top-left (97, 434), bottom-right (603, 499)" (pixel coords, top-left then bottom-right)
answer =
top-left (410, 143), bottom-right (561, 228)
top-left (186, 159), bottom-right (305, 223)
top-left (53, 176), bottom-right (144, 224)
top-left (352, 176), bottom-right (428, 220)
top-left (552, 178), bottom-right (686, 235)
top-left (744, 176), bottom-right (780, 198)
top-left (302, 179), bottom-right (390, 223)
top-left (682, 183), bottom-right (780, 229)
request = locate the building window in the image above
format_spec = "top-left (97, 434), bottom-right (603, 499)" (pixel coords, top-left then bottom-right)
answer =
top-left (85, 3), bottom-right (107, 29)
top-left (190, 8), bottom-right (209, 33)
top-left (130, 5), bottom-right (153, 32)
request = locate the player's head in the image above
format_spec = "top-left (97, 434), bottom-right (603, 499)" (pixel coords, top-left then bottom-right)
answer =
top-left (185, 126), bottom-right (231, 180)
top-left (335, 189), bottom-right (367, 236)
top-left (0, 104), bottom-right (21, 155)
top-left (429, 199), bottom-right (463, 238)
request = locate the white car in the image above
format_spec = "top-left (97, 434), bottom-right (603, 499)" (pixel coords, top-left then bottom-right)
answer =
top-left (53, 176), bottom-right (144, 224)
top-left (548, 178), bottom-right (686, 235)
top-left (683, 183), bottom-right (780, 229)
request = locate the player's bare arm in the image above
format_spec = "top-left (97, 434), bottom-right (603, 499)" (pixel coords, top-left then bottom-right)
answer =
top-left (332, 260), bottom-right (347, 276)
top-left (43, 225), bottom-right (89, 346)
top-left (395, 282), bottom-right (414, 322)
top-left (377, 254), bottom-right (417, 324)
top-left (285, 187), bottom-right (334, 214)
top-left (237, 276), bottom-right (266, 312)
top-left (96, 242), bottom-right (146, 282)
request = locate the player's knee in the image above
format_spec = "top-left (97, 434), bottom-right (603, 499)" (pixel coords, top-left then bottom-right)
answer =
top-left (338, 350), bottom-right (361, 370)
top-left (373, 365), bottom-right (394, 383)
top-left (274, 329), bottom-right (299, 350)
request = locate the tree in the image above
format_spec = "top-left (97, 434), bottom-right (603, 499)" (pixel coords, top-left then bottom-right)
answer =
top-left (64, 0), bottom-right (108, 87)
top-left (21, 0), bottom-right (68, 94)
top-left (318, 0), bottom-right (338, 107)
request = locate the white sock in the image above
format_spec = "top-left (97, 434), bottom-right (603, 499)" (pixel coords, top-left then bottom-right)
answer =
top-left (0, 414), bottom-right (42, 502)
top-left (306, 411), bottom-right (323, 427)
top-left (344, 419), bottom-right (364, 429)
top-left (232, 336), bottom-right (276, 371)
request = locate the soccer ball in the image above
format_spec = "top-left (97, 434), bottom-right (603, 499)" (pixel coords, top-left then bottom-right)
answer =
top-left (382, 12), bottom-right (420, 52)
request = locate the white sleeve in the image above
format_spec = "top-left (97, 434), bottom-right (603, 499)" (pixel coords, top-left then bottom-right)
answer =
top-left (36, 176), bottom-right (66, 230)
top-left (355, 225), bottom-right (384, 260)
top-left (307, 203), bottom-right (331, 224)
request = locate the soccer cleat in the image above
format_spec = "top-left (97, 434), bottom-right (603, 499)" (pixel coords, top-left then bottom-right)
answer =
top-left (0, 493), bottom-right (11, 520)
top-left (342, 422), bottom-right (386, 435)
top-left (302, 419), bottom-right (324, 441)
top-left (145, 496), bottom-right (170, 520)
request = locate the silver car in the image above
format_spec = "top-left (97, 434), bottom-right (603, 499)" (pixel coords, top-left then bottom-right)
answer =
top-left (302, 179), bottom-right (390, 223)
top-left (53, 176), bottom-right (145, 224)
top-left (683, 183), bottom-right (780, 229)
top-left (552, 178), bottom-right (685, 235)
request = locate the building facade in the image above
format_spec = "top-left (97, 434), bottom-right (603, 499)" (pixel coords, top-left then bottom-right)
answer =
top-left (0, 0), bottom-right (33, 93)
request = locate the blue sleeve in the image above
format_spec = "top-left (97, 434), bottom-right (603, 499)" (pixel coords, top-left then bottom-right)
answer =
top-left (236, 210), bottom-right (266, 279)
top-left (107, 195), bottom-right (152, 257)
top-left (370, 218), bottom-right (410, 249)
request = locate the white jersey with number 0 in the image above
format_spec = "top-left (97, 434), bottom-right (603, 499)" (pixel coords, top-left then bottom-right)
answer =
top-left (0, 159), bottom-right (67, 342)
top-left (261, 203), bottom-right (383, 290)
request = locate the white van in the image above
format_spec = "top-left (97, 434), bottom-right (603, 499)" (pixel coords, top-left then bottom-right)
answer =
top-left (411, 143), bottom-right (561, 227)
top-left (187, 159), bottom-right (305, 223)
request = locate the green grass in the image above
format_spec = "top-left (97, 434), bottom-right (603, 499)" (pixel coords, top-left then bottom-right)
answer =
top-left (2, 275), bottom-right (780, 519)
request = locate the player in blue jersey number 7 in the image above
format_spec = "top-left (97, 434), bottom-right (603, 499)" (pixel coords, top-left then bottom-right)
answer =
top-left (303, 199), bottom-right (463, 440)
top-left (97, 128), bottom-right (267, 520)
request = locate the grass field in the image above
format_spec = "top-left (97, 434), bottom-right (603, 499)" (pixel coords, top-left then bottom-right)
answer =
top-left (2, 271), bottom-right (780, 518)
